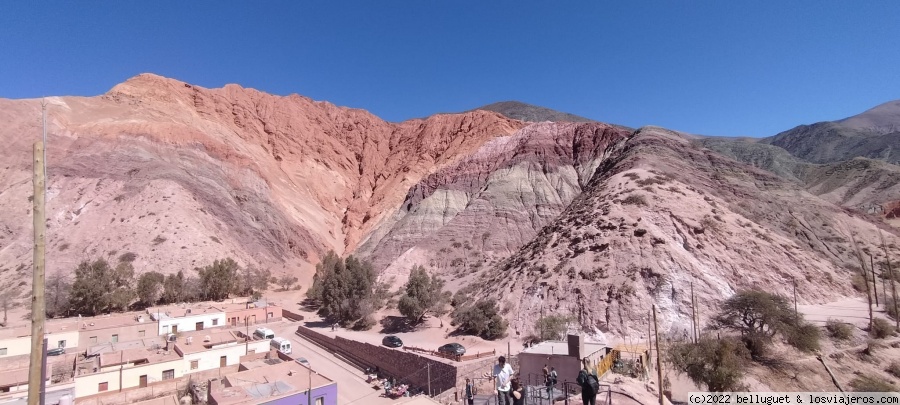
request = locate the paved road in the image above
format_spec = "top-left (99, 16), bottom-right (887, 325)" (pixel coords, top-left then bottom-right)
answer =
top-left (269, 320), bottom-right (400, 405)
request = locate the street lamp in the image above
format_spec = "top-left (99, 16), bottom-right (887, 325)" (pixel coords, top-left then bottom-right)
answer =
top-left (307, 359), bottom-right (312, 405)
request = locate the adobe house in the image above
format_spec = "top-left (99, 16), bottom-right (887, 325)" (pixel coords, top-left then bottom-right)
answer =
top-left (516, 334), bottom-right (611, 388)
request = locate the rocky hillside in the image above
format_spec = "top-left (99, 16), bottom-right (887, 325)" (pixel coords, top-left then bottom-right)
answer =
top-left (473, 101), bottom-right (595, 123)
top-left (0, 73), bottom-right (524, 286)
top-left (475, 126), bottom-right (900, 339)
top-left (1, 74), bottom-right (898, 341)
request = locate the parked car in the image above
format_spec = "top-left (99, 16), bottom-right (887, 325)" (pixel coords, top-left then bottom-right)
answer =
top-left (382, 335), bottom-right (403, 348)
top-left (437, 343), bottom-right (465, 356)
top-left (295, 357), bottom-right (309, 367)
top-left (47, 348), bottom-right (65, 356)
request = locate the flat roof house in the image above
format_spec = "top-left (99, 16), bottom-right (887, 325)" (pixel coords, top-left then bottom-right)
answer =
top-left (208, 360), bottom-right (337, 405)
top-left (148, 304), bottom-right (227, 336)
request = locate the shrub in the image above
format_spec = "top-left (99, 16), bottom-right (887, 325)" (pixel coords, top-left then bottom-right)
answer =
top-left (451, 299), bottom-right (508, 340)
top-left (622, 194), bottom-right (648, 206)
top-left (742, 333), bottom-right (771, 360)
top-left (533, 315), bottom-right (570, 342)
top-left (849, 375), bottom-right (897, 392)
top-left (870, 318), bottom-right (895, 339)
top-left (850, 272), bottom-right (868, 293)
top-left (668, 337), bottom-right (750, 392)
top-left (886, 361), bottom-right (900, 379)
top-left (885, 297), bottom-right (898, 321)
top-left (825, 319), bottom-right (853, 341)
top-left (785, 322), bottom-right (821, 353)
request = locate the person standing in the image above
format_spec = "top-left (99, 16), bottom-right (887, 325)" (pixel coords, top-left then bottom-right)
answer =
top-left (576, 359), bottom-right (598, 405)
top-left (464, 377), bottom-right (475, 405)
top-left (492, 356), bottom-right (513, 405)
top-left (510, 378), bottom-right (525, 405)
top-left (547, 366), bottom-right (558, 398)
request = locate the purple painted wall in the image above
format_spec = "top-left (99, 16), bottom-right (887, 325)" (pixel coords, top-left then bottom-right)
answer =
top-left (260, 382), bottom-right (337, 405)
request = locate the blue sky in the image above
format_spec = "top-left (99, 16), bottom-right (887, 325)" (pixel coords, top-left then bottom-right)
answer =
top-left (1, 2), bottom-right (898, 137)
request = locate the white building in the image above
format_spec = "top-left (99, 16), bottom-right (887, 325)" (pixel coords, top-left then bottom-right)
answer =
top-left (173, 330), bottom-right (270, 374)
top-left (147, 304), bottom-right (226, 336)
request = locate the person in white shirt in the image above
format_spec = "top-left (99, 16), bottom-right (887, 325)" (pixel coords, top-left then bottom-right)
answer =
top-left (492, 356), bottom-right (514, 405)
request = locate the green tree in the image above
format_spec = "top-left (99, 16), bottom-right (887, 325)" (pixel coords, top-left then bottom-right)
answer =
top-left (668, 337), bottom-right (750, 392)
top-left (277, 274), bottom-right (299, 291)
top-left (68, 258), bottom-right (135, 316)
top-left (161, 271), bottom-right (186, 304)
top-left (0, 286), bottom-right (21, 326)
top-left (307, 251), bottom-right (342, 302)
top-left (398, 265), bottom-right (449, 325)
top-left (234, 265), bottom-right (272, 297)
top-left (713, 290), bottom-right (819, 358)
top-left (309, 251), bottom-right (381, 328)
top-left (196, 258), bottom-right (239, 301)
top-left (451, 299), bottom-right (508, 340)
top-left (46, 272), bottom-right (72, 318)
top-left (533, 314), bottom-right (570, 342)
top-left (136, 271), bottom-right (165, 307)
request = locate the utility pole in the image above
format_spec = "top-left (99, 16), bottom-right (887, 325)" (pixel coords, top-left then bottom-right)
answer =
top-left (653, 305), bottom-right (663, 405)
top-left (28, 141), bottom-right (47, 405)
top-left (793, 277), bottom-right (799, 323)
top-left (870, 254), bottom-right (879, 306)
top-left (427, 363), bottom-right (432, 396)
top-left (879, 232), bottom-right (900, 329)
top-left (647, 310), bottom-right (652, 370)
top-left (307, 360), bottom-right (312, 405)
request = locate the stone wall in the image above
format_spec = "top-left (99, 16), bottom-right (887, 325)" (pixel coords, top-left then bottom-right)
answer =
top-left (295, 325), bottom-right (458, 394)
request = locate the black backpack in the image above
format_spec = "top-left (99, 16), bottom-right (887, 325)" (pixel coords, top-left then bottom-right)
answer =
top-left (581, 371), bottom-right (599, 395)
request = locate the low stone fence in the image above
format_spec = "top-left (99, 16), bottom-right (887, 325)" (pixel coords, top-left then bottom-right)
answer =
top-left (282, 309), bottom-right (305, 322)
top-left (295, 325), bottom-right (459, 395)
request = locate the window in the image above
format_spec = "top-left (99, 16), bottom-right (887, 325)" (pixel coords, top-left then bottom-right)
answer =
top-left (58, 340), bottom-right (66, 348)
top-left (90, 337), bottom-right (97, 344)
top-left (111, 334), bottom-right (119, 343)
top-left (0, 348), bottom-right (7, 356)
top-left (315, 397), bottom-right (324, 405)
top-left (190, 360), bottom-right (199, 370)
top-left (162, 369), bottom-right (175, 380)
top-left (0, 386), bottom-right (10, 393)
top-left (139, 330), bottom-right (146, 337)
top-left (212, 319), bottom-right (218, 326)
top-left (98, 382), bottom-right (108, 392)
top-left (268, 312), bottom-right (273, 318)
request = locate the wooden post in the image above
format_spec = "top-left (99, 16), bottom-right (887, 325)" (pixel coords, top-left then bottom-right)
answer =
top-left (690, 282), bottom-right (696, 344)
top-left (879, 231), bottom-right (900, 329)
top-left (850, 233), bottom-right (874, 330)
top-left (653, 305), bottom-right (663, 405)
top-left (28, 141), bottom-right (47, 405)
top-left (870, 254), bottom-right (879, 306)
top-left (648, 310), bottom-right (652, 370)
top-left (427, 363), bottom-right (432, 396)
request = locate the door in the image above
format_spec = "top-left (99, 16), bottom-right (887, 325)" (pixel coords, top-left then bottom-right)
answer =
top-left (195, 321), bottom-right (204, 331)
top-left (220, 356), bottom-right (227, 367)
top-left (172, 325), bottom-right (178, 334)
top-left (139, 375), bottom-right (148, 388)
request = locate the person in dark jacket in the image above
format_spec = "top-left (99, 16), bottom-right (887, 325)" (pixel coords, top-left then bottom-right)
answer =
top-left (576, 359), bottom-right (598, 405)
top-left (464, 377), bottom-right (475, 405)
top-left (509, 378), bottom-right (525, 405)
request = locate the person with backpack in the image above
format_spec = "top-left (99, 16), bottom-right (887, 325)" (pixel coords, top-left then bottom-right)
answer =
top-left (546, 366), bottom-right (558, 398)
top-left (576, 359), bottom-right (599, 405)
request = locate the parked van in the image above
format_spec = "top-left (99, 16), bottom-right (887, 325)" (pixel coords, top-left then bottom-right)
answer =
top-left (254, 328), bottom-right (275, 340)
top-left (271, 337), bottom-right (292, 354)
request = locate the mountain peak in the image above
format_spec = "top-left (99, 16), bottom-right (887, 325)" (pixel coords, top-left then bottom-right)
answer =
top-left (836, 99), bottom-right (900, 134)
top-left (472, 100), bottom-right (595, 123)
